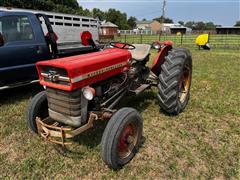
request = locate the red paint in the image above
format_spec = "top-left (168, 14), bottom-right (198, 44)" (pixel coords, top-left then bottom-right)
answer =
top-left (81, 31), bottom-right (93, 46)
top-left (164, 40), bottom-right (173, 46)
top-left (118, 124), bottom-right (134, 152)
top-left (115, 43), bottom-right (129, 49)
top-left (37, 48), bottom-right (131, 91)
top-left (151, 44), bottom-right (173, 76)
top-left (45, 32), bottom-right (58, 42)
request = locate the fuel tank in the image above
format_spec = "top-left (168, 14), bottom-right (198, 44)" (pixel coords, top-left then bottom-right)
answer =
top-left (36, 48), bottom-right (131, 91)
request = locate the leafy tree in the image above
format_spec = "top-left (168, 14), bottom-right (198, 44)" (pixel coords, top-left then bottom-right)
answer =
top-left (127, 16), bottom-right (137, 29)
top-left (92, 8), bottom-right (106, 21)
top-left (0, 0), bottom-right (80, 14)
top-left (205, 22), bottom-right (216, 30)
top-left (194, 21), bottom-right (206, 30)
top-left (235, 21), bottom-right (240, 26)
top-left (105, 8), bottom-right (129, 29)
top-left (0, 1), bottom-right (134, 29)
top-left (185, 21), bottom-right (218, 30)
top-left (185, 21), bottom-right (195, 29)
top-left (178, 21), bottom-right (184, 26)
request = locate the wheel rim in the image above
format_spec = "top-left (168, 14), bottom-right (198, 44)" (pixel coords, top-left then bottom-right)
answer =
top-left (179, 65), bottom-right (191, 103)
top-left (118, 122), bottom-right (138, 159)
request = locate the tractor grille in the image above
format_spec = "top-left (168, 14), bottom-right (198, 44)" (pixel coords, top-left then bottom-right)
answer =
top-left (40, 66), bottom-right (70, 86)
top-left (46, 88), bottom-right (81, 117)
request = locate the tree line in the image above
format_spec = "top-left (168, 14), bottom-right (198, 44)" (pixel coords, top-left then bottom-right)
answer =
top-left (178, 21), bottom-right (218, 30)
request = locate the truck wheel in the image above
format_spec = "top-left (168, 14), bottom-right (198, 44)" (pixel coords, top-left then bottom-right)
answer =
top-left (27, 91), bottom-right (48, 133)
top-left (101, 108), bottom-right (143, 170)
top-left (157, 48), bottom-right (192, 115)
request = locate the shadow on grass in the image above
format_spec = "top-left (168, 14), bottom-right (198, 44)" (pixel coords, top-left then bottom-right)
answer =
top-left (119, 89), bottom-right (158, 113)
top-left (0, 84), bottom-right (43, 105)
top-left (55, 121), bottom-right (109, 158)
top-left (56, 90), bottom-right (157, 158)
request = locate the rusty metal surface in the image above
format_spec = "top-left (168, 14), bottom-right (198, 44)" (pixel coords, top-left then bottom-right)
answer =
top-left (71, 113), bottom-right (98, 136)
top-left (36, 112), bottom-right (100, 146)
top-left (102, 112), bottom-right (113, 120)
top-left (36, 117), bottom-right (73, 146)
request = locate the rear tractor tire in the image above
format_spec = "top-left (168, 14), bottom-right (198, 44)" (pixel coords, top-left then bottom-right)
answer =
top-left (27, 91), bottom-right (48, 133)
top-left (101, 108), bottom-right (143, 170)
top-left (157, 48), bottom-right (192, 115)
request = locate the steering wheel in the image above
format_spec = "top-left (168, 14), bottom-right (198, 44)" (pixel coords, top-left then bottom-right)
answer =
top-left (109, 42), bottom-right (136, 50)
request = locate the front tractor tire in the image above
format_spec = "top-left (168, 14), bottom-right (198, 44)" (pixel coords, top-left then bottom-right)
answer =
top-left (101, 108), bottom-right (143, 170)
top-left (27, 91), bottom-right (48, 133)
top-left (157, 48), bottom-right (192, 115)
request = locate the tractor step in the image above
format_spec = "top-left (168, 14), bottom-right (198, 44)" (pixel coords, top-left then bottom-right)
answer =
top-left (130, 84), bottom-right (150, 95)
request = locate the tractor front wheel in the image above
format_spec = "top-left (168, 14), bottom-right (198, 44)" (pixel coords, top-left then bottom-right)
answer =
top-left (101, 108), bottom-right (143, 170)
top-left (157, 48), bottom-right (192, 115)
top-left (27, 91), bottom-right (48, 133)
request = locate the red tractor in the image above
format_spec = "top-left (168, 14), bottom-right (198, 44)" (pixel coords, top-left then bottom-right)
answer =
top-left (27, 36), bottom-right (192, 170)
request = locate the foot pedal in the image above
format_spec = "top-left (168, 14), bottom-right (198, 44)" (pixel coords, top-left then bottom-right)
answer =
top-left (130, 84), bottom-right (150, 95)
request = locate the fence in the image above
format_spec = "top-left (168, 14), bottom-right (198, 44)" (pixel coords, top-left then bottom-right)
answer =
top-left (118, 30), bottom-right (162, 35)
top-left (114, 34), bottom-right (240, 49)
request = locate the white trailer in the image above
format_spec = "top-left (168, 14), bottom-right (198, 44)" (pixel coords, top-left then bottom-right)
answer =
top-left (0, 7), bottom-right (99, 43)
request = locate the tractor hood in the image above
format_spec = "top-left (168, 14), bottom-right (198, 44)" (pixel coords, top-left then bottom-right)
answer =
top-left (36, 48), bottom-right (131, 91)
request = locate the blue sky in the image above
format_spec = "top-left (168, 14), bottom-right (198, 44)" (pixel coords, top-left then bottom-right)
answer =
top-left (77, 0), bottom-right (240, 26)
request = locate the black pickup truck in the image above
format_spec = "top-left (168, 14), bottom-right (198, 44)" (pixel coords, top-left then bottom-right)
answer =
top-left (0, 11), bottom-right (98, 90)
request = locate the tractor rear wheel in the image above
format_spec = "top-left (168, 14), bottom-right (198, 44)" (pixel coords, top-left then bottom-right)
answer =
top-left (101, 108), bottom-right (143, 170)
top-left (157, 48), bottom-right (192, 115)
top-left (27, 91), bottom-right (48, 133)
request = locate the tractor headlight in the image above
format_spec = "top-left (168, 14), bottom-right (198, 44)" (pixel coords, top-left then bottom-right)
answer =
top-left (82, 87), bottom-right (95, 100)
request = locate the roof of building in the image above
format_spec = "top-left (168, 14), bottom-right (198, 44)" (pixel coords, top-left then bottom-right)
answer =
top-left (101, 21), bottom-right (118, 28)
top-left (136, 20), bottom-right (154, 24)
top-left (216, 26), bottom-right (240, 29)
top-left (170, 27), bottom-right (187, 29)
top-left (163, 23), bottom-right (184, 27)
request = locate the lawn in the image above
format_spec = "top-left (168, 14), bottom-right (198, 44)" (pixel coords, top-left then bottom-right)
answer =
top-left (0, 48), bottom-right (240, 179)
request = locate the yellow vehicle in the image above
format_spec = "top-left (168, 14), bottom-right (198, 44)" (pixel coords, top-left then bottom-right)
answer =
top-left (195, 34), bottom-right (211, 50)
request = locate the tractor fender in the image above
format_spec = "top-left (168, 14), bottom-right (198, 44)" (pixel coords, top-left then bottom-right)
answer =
top-left (151, 44), bottom-right (172, 76)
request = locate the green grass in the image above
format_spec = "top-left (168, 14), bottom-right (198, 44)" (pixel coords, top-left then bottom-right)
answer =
top-left (114, 34), bottom-right (240, 48)
top-left (0, 48), bottom-right (240, 179)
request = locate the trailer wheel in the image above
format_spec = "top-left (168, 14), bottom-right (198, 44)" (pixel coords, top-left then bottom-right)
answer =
top-left (27, 91), bottom-right (48, 133)
top-left (157, 48), bottom-right (192, 115)
top-left (101, 108), bottom-right (143, 170)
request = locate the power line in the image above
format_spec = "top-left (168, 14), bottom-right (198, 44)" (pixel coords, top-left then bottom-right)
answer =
top-left (133, 10), bottom-right (161, 17)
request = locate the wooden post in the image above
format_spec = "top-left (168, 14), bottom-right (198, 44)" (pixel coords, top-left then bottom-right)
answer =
top-left (159, 31), bottom-right (162, 42)
top-left (181, 33), bottom-right (183, 46)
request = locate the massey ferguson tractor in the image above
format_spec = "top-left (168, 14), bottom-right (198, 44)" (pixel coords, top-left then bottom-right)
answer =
top-left (27, 35), bottom-right (192, 170)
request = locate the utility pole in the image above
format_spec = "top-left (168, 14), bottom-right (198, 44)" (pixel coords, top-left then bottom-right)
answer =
top-left (161, 0), bottom-right (167, 32)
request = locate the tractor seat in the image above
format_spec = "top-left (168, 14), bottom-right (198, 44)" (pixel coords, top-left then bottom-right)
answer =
top-left (129, 44), bottom-right (151, 61)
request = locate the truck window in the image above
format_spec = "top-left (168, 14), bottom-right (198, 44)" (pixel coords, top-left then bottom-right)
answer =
top-left (0, 16), bottom-right (34, 43)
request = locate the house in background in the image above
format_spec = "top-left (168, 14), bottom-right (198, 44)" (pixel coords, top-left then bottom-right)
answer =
top-left (99, 21), bottom-right (118, 42)
top-left (100, 21), bottom-right (118, 35)
top-left (136, 20), bottom-right (161, 33)
top-left (136, 21), bottom-right (189, 34)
